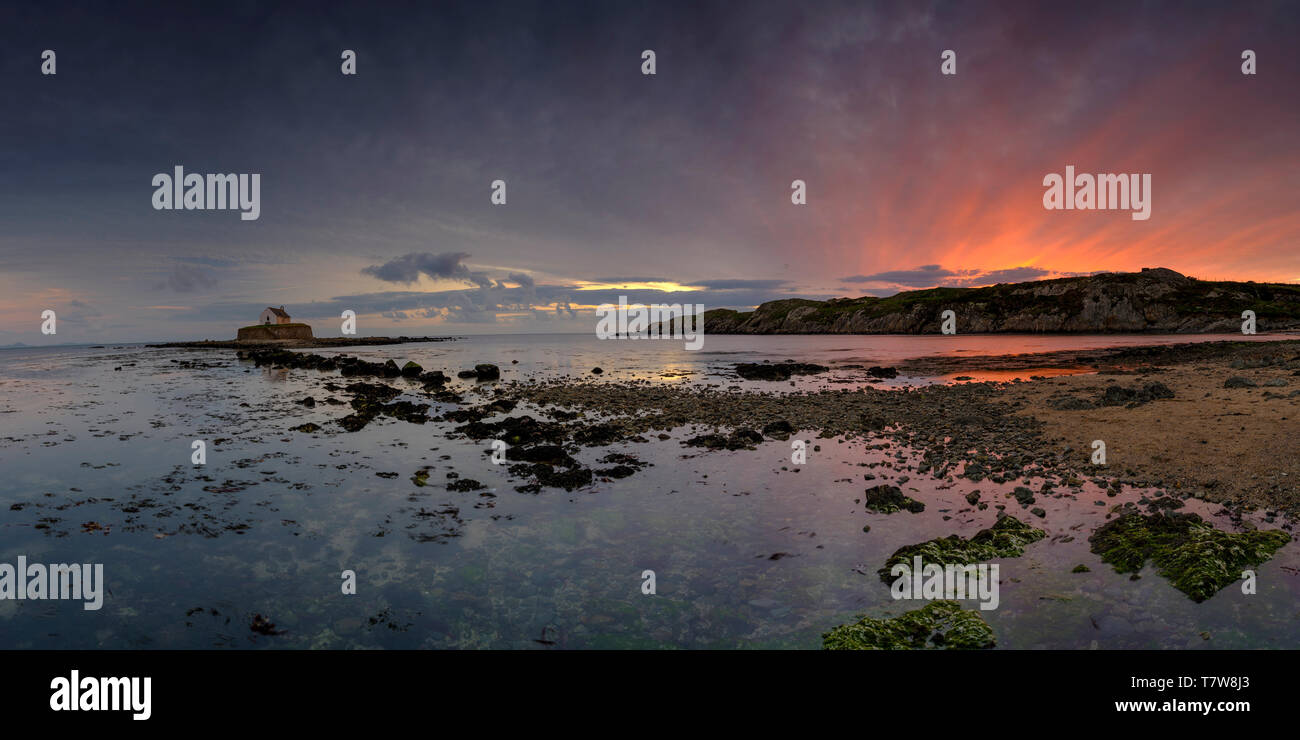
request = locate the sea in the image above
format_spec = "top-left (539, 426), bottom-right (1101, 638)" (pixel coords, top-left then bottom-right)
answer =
top-left (0, 332), bottom-right (1296, 649)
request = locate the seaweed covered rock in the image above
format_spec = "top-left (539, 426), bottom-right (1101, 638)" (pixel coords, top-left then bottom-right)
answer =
top-left (878, 515), bottom-right (1045, 581)
top-left (1088, 507), bottom-right (1291, 602)
top-left (822, 600), bottom-right (995, 650)
top-left (863, 484), bottom-right (925, 514)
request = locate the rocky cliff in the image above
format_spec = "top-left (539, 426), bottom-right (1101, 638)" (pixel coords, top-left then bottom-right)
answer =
top-left (703, 268), bottom-right (1300, 334)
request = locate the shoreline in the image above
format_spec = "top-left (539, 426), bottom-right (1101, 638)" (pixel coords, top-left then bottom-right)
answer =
top-left (149, 335), bottom-right (461, 349)
top-left (486, 337), bottom-right (1299, 513)
top-left (155, 336), bottom-right (1298, 513)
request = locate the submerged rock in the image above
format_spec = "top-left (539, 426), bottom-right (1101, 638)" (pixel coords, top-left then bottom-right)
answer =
top-left (1088, 507), bottom-right (1291, 602)
top-left (822, 600), bottom-right (995, 650)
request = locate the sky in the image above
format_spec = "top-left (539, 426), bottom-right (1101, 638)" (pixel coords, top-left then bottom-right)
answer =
top-left (1, 0), bottom-right (1297, 343)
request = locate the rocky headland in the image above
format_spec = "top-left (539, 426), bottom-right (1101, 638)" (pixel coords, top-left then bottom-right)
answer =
top-left (702, 268), bottom-right (1300, 334)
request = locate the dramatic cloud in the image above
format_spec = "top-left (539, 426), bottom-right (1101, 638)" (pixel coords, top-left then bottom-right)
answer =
top-left (841, 266), bottom-right (965, 286)
top-left (687, 279), bottom-right (793, 291)
top-left (1, 1), bottom-right (1295, 343)
top-left (361, 252), bottom-right (491, 288)
top-left (840, 265), bottom-right (1071, 291)
top-left (975, 267), bottom-right (1053, 285)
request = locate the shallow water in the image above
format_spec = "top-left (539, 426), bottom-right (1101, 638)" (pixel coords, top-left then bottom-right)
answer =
top-left (0, 334), bottom-right (1295, 649)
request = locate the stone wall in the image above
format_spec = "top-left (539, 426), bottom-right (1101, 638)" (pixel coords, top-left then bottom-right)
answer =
top-left (236, 323), bottom-right (315, 341)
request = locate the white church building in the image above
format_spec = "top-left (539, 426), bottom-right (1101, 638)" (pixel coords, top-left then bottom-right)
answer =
top-left (259, 306), bottom-right (292, 325)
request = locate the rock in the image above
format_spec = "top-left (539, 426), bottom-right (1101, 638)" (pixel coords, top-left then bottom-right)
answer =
top-left (684, 429), bottom-right (763, 450)
top-left (1224, 376), bottom-right (1257, 388)
top-left (591, 367), bottom-right (603, 374)
top-left (735, 362), bottom-right (828, 381)
top-left (401, 361), bottom-right (423, 377)
top-left (1089, 506), bottom-right (1290, 602)
top-left (761, 420), bottom-right (794, 440)
top-left (447, 478), bottom-right (486, 492)
top-left (1049, 395), bottom-right (1095, 410)
top-left (878, 516), bottom-right (1046, 581)
top-left (1013, 486), bottom-right (1036, 506)
top-left (867, 366), bottom-right (898, 379)
top-left (419, 370), bottom-right (449, 388)
top-left (862, 484), bottom-right (925, 514)
top-left (823, 601), bottom-right (995, 650)
top-left (1096, 382), bottom-right (1174, 408)
top-left (474, 363), bottom-right (501, 381)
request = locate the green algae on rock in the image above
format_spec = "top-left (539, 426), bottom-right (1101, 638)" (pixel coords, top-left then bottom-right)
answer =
top-left (862, 484), bottom-right (925, 514)
top-left (878, 515), bottom-right (1046, 581)
top-left (823, 600), bottom-right (995, 650)
top-left (1088, 508), bottom-right (1291, 602)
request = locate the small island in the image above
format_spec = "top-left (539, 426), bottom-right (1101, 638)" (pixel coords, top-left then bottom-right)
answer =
top-left (149, 305), bottom-right (458, 348)
top-left (236, 306), bottom-right (316, 341)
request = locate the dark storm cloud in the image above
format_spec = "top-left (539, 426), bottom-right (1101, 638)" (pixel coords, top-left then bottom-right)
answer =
top-left (589, 277), bottom-right (674, 285)
top-left (975, 267), bottom-right (1052, 284)
top-left (361, 252), bottom-right (492, 288)
top-left (840, 265), bottom-right (1066, 290)
top-left (687, 279), bottom-right (792, 291)
top-left (841, 265), bottom-right (968, 286)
